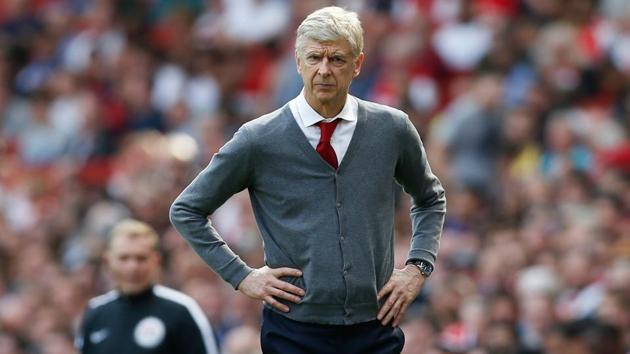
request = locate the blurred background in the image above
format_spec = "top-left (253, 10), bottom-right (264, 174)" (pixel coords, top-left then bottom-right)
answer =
top-left (1, 0), bottom-right (629, 353)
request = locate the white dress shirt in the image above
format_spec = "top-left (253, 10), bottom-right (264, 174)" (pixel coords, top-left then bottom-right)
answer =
top-left (289, 90), bottom-right (358, 164)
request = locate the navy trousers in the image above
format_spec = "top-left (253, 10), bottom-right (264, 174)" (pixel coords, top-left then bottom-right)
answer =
top-left (261, 307), bottom-right (405, 354)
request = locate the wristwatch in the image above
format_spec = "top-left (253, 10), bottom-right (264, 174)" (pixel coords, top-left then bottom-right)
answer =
top-left (406, 259), bottom-right (434, 278)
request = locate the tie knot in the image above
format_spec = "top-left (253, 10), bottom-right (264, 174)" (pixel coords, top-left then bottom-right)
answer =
top-left (317, 119), bottom-right (340, 143)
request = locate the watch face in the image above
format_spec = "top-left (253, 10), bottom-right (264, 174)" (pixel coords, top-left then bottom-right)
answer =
top-left (418, 261), bottom-right (433, 276)
top-left (408, 260), bottom-right (433, 277)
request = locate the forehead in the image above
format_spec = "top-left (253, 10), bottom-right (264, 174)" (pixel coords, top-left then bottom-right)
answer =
top-left (109, 235), bottom-right (156, 255)
top-left (302, 38), bottom-right (353, 55)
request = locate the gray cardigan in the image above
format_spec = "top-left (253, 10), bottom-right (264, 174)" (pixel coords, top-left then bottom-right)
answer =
top-left (170, 99), bottom-right (446, 325)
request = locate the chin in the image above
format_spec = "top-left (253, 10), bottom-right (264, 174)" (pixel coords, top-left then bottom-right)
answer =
top-left (315, 92), bottom-right (337, 102)
top-left (121, 284), bottom-right (149, 295)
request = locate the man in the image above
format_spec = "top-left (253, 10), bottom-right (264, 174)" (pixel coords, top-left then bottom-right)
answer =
top-left (170, 6), bottom-right (446, 354)
top-left (76, 219), bottom-right (220, 354)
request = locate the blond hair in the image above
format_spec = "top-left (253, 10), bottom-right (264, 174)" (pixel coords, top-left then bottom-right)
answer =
top-left (108, 219), bottom-right (160, 250)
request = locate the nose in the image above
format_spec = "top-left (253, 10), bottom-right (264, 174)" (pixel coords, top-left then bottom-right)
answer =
top-left (125, 258), bottom-right (143, 272)
top-left (317, 58), bottom-right (331, 76)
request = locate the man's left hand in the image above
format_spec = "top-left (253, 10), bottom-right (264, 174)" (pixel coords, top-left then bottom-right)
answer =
top-left (376, 265), bottom-right (425, 327)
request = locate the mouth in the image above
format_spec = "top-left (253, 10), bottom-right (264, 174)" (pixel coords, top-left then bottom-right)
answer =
top-left (314, 83), bottom-right (335, 89)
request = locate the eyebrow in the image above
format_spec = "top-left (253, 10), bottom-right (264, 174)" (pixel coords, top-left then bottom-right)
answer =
top-left (305, 50), bottom-right (349, 58)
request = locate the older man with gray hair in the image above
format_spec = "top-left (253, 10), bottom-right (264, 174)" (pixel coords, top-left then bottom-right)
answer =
top-left (170, 6), bottom-right (446, 353)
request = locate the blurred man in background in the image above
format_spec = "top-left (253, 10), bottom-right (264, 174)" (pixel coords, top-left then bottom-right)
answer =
top-left (76, 219), bottom-right (219, 354)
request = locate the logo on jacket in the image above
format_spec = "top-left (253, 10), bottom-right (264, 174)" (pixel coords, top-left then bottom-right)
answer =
top-left (89, 328), bottom-right (110, 344)
top-left (134, 316), bottom-right (166, 348)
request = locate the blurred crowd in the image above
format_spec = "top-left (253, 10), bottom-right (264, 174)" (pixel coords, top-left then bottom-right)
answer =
top-left (1, 0), bottom-right (629, 354)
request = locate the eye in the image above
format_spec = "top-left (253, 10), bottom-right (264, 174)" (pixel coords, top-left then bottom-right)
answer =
top-left (330, 56), bottom-right (346, 66)
top-left (306, 54), bottom-right (321, 64)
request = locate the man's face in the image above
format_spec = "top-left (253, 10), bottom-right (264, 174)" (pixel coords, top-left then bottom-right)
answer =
top-left (296, 38), bottom-right (364, 110)
top-left (106, 235), bottom-right (160, 295)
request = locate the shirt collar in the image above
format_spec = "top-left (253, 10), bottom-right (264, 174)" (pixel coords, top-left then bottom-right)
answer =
top-left (296, 89), bottom-right (357, 128)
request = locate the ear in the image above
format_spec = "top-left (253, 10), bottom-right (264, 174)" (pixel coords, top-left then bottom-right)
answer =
top-left (353, 52), bottom-right (364, 78)
top-left (295, 52), bottom-right (302, 75)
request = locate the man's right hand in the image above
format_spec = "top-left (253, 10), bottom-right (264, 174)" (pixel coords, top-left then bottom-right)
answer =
top-left (237, 266), bottom-right (304, 313)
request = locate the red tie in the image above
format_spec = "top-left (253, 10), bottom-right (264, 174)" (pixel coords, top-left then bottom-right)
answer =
top-left (316, 120), bottom-right (340, 169)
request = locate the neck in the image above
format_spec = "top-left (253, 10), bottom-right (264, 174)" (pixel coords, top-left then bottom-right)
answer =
top-left (305, 94), bottom-right (346, 118)
top-left (120, 285), bottom-right (154, 299)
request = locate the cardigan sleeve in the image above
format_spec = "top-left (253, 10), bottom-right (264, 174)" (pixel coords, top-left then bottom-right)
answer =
top-left (394, 115), bottom-right (447, 268)
top-left (170, 125), bottom-right (255, 289)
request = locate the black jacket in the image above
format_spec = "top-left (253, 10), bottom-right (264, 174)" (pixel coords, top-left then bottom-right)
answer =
top-left (76, 285), bottom-right (219, 354)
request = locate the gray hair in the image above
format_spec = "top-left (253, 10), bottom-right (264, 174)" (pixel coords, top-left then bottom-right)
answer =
top-left (295, 6), bottom-right (364, 59)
